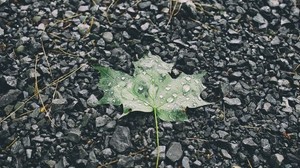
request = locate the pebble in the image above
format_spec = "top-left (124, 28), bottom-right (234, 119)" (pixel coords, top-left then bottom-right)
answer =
top-left (78, 5), bottom-right (89, 12)
top-left (221, 149), bottom-right (232, 159)
top-left (268, 0), bottom-right (280, 7)
top-left (271, 154), bottom-right (284, 167)
top-left (109, 126), bottom-right (132, 152)
top-left (117, 155), bottom-right (134, 167)
top-left (67, 128), bottom-right (81, 143)
top-left (87, 94), bottom-right (98, 107)
top-left (182, 156), bottom-right (190, 168)
top-left (95, 115), bottom-right (110, 127)
top-left (223, 97), bottom-right (242, 106)
top-left (151, 146), bottom-right (166, 159)
top-left (0, 89), bottom-right (22, 107)
top-left (242, 138), bottom-right (258, 147)
top-left (0, 27), bottom-right (4, 36)
top-left (102, 32), bottom-right (113, 43)
top-left (138, 1), bottom-right (151, 9)
top-left (166, 142), bottom-right (183, 162)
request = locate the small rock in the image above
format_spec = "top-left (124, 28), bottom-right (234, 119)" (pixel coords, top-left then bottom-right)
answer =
top-left (0, 89), bottom-right (22, 107)
top-left (102, 148), bottom-right (112, 157)
top-left (3, 75), bottom-right (17, 87)
top-left (0, 27), bottom-right (4, 36)
top-left (270, 36), bottom-right (280, 45)
top-left (0, 0), bottom-right (6, 5)
top-left (252, 155), bottom-right (260, 167)
top-left (228, 39), bottom-right (242, 45)
top-left (193, 160), bottom-right (202, 166)
top-left (16, 45), bottom-right (25, 53)
top-left (242, 138), bottom-right (258, 147)
top-left (141, 22), bottom-right (150, 31)
top-left (52, 9), bottom-right (58, 17)
top-left (263, 102), bottom-right (272, 112)
top-left (51, 98), bottom-right (67, 111)
top-left (265, 94), bottom-right (277, 105)
top-left (109, 126), bottom-right (132, 152)
top-left (268, 0), bottom-right (280, 7)
top-left (232, 71), bottom-right (242, 77)
top-left (102, 32), bottom-right (113, 43)
top-left (10, 140), bottom-right (23, 154)
top-left (221, 149), bottom-right (232, 159)
top-left (151, 146), bottom-right (166, 159)
top-left (78, 5), bottom-right (89, 12)
top-left (95, 115), bottom-right (110, 127)
top-left (261, 139), bottom-right (271, 154)
top-left (295, 42), bottom-right (300, 49)
top-left (78, 23), bottom-right (90, 35)
top-left (223, 97), bottom-right (242, 106)
top-left (166, 142), bottom-right (183, 162)
top-left (138, 1), bottom-right (151, 9)
top-left (87, 94), bottom-right (98, 107)
top-left (182, 156), bottom-right (190, 168)
top-left (67, 128), bottom-right (81, 143)
top-left (26, 149), bottom-right (32, 159)
top-left (117, 155), bottom-right (134, 167)
top-left (271, 154), bottom-right (284, 167)
top-left (32, 135), bottom-right (44, 142)
top-left (37, 23), bottom-right (45, 30)
top-left (253, 13), bottom-right (268, 28)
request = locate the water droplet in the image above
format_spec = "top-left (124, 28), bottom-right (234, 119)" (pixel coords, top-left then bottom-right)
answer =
top-left (183, 84), bottom-right (191, 92)
top-left (167, 97), bottom-right (174, 103)
top-left (193, 103), bottom-right (197, 106)
top-left (138, 86), bottom-right (143, 91)
top-left (186, 97), bottom-right (190, 101)
top-left (108, 82), bottom-right (112, 86)
top-left (165, 87), bottom-right (171, 91)
top-left (172, 94), bottom-right (177, 98)
top-left (159, 95), bottom-right (163, 99)
top-left (112, 99), bottom-right (116, 103)
top-left (144, 102), bottom-right (149, 106)
top-left (185, 77), bottom-right (191, 81)
top-left (121, 77), bottom-right (125, 81)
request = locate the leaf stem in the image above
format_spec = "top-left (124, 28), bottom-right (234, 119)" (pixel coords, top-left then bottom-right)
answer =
top-left (153, 108), bottom-right (160, 168)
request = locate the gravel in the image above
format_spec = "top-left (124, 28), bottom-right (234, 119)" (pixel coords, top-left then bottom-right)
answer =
top-left (0, 0), bottom-right (299, 167)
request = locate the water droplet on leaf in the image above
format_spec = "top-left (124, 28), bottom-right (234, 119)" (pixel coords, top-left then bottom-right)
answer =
top-left (185, 77), bottom-right (191, 81)
top-left (167, 97), bottom-right (174, 103)
top-left (159, 95), bottom-right (163, 99)
top-left (183, 84), bottom-right (191, 92)
top-left (172, 94), bottom-right (177, 98)
top-left (165, 87), bottom-right (171, 91)
top-left (121, 77), bottom-right (125, 81)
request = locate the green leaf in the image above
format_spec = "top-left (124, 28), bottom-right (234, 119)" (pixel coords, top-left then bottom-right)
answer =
top-left (95, 53), bottom-right (211, 122)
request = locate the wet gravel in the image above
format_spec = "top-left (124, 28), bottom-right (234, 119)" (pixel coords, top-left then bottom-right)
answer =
top-left (0, 0), bottom-right (300, 167)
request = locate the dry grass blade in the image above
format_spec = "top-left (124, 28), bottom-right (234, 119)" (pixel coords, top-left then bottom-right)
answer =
top-left (0, 64), bottom-right (88, 124)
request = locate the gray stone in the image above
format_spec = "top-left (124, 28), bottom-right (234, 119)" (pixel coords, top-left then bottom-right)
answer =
top-left (89, 151), bottom-right (97, 162)
top-left (263, 102), bottom-right (272, 112)
top-left (182, 156), bottom-right (190, 168)
top-left (3, 75), bottom-right (17, 87)
top-left (141, 22), bottom-right (150, 31)
top-left (78, 5), bottom-right (89, 12)
top-left (51, 98), bottom-right (67, 111)
top-left (270, 153), bottom-right (284, 166)
top-left (117, 155), bottom-right (134, 167)
top-left (0, 0), bottom-right (6, 5)
top-left (102, 32), bottom-right (113, 43)
top-left (242, 138), bottom-right (258, 147)
top-left (193, 160), bottom-right (202, 166)
top-left (151, 146), bottom-right (166, 159)
top-left (52, 9), bottom-right (58, 17)
top-left (78, 146), bottom-right (88, 158)
top-left (294, 42), bottom-right (300, 49)
top-left (67, 128), bottom-right (81, 143)
top-left (26, 149), bottom-right (32, 159)
top-left (268, 0), bottom-right (280, 7)
top-left (265, 94), bottom-right (277, 105)
top-left (16, 45), bottom-right (25, 53)
top-left (65, 10), bottom-right (75, 18)
top-left (11, 140), bottom-right (24, 154)
top-left (45, 160), bottom-right (56, 168)
top-left (87, 94), bottom-right (98, 107)
top-left (228, 39), bottom-right (242, 45)
top-left (261, 139), bottom-right (271, 154)
top-left (109, 126), bottom-right (132, 152)
top-left (270, 36), bottom-right (280, 45)
top-left (0, 27), bottom-right (4, 36)
top-left (78, 23), bottom-right (90, 35)
top-left (221, 149), bottom-right (232, 159)
top-left (166, 142), bottom-right (183, 162)
top-left (232, 71), bottom-right (242, 77)
top-left (252, 155), bottom-right (260, 167)
top-left (223, 97), bottom-right (242, 106)
top-left (0, 89), bottom-right (22, 107)
top-left (32, 135), bottom-right (44, 142)
top-left (253, 13), bottom-right (268, 28)
top-left (95, 115), bottom-right (110, 127)
top-left (102, 148), bottom-right (112, 157)
top-left (138, 1), bottom-right (151, 9)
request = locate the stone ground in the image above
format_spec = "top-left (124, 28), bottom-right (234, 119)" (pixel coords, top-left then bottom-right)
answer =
top-left (0, 0), bottom-right (300, 167)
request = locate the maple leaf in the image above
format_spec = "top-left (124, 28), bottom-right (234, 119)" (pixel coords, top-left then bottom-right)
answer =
top-left (96, 53), bottom-right (211, 122)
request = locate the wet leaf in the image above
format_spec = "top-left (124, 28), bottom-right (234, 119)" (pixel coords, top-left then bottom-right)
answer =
top-left (95, 53), bottom-right (211, 121)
